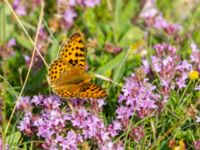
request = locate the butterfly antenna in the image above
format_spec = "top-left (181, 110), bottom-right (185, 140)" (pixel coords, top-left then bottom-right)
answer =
top-left (91, 73), bottom-right (121, 87)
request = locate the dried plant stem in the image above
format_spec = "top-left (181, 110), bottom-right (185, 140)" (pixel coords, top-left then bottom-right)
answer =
top-left (4, 0), bottom-right (48, 67)
top-left (4, 0), bottom-right (45, 135)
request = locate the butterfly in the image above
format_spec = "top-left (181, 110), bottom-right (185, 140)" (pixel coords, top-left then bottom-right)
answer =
top-left (47, 33), bottom-right (107, 99)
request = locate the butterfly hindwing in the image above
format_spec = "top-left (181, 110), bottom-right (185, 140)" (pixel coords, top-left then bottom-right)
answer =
top-left (54, 83), bottom-right (107, 99)
top-left (79, 83), bottom-right (107, 99)
top-left (54, 89), bottom-right (73, 99)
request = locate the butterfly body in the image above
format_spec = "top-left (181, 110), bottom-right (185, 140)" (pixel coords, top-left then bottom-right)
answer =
top-left (47, 33), bottom-right (107, 99)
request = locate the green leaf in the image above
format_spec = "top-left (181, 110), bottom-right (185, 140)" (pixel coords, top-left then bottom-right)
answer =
top-left (6, 131), bottom-right (21, 146)
top-left (46, 35), bottom-right (61, 63)
top-left (25, 66), bottom-right (47, 93)
top-left (159, 140), bottom-right (170, 150)
top-left (83, 8), bottom-right (97, 33)
top-left (13, 32), bottom-right (32, 50)
top-left (113, 52), bottom-right (127, 83)
top-left (0, 3), bottom-right (14, 42)
top-left (119, 25), bottom-right (144, 47)
top-left (95, 49), bottom-right (127, 74)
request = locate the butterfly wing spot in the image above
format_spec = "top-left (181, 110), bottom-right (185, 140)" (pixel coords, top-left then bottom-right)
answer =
top-left (69, 59), bottom-right (73, 65)
top-left (80, 48), bottom-right (84, 52)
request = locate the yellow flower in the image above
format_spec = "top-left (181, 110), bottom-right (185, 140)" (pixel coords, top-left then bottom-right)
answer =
top-left (173, 139), bottom-right (186, 150)
top-left (188, 70), bottom-right (199, 80)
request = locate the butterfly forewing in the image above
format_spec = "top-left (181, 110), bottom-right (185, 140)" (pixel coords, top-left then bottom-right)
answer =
top-left (48, 58), bottom-right (71, 84)
top-left (53, 83), bottom-right (107, 99)
top-left (59, 33), bottom-right (86, 71)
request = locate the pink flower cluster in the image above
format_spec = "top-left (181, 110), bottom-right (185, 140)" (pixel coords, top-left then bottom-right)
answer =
top-left (118, 74), bottom-right (159, 119)
top-left (190, 42), bottom-right (200, 72)
top-left (113, 42), bottom-right (198, 143)
top-left (12, 0), bottom-right (100, 30)
top-left (57, 0), bottom-right (100, 29)
top-left (17, 96), bottom-right (123, 150)
top-left (194, 140), bottom-right (200, 150)
top-left (0, 137), bottom-right (9, 150)
top-left (143, 43), bottom-right (192, 102)
top-left (140, 1), bottom-right (181, 36)
top-left (13, 0), bottom-right (42, 16)
top-left (0, 38), bottom-right (16, 59)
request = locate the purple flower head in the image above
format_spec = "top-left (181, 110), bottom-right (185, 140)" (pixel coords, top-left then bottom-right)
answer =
top-left (70, 98), bottom-right (86, 108)
top-left (107, 120), bottom-right (122, 137)
top-left (24, 55), bottom-right (31, 67)
top-left (104, 43), bottom-right (122, 54)
top-left (196, 116), bottom-right (200, 123)
top-left (140, 8), bottom-right (158, 19)
top-left (191, 42), bottom-right (199, 52)
top-left (116, 106), bottom-right (133, 120)
top-left (56, 0), bottom-right (100, 30)
top-left (13, 0), bottom-right (26, 16)
top-left (97, 98), bottom-right (106, 108)
top-left (55, 130), bottom-right (82, 150)
top-left (18, 112), bottom-right (33, 136)
top-left (70, 109), bottom-right (88, 127)
top-left (139, 0), bottom-right (158, 27)
top-left (17, 95), bottom-right (120, 149)
top-left (31, 95), bottom-right (61, 110)
top-left (154, 43), bottom-right (177, 56)
top-left (16, 96), bottom-right (32, 111)
top-left (76, 0), bottom-right (100, 7)
top-left (176, 60), bottom-right (192, 71)
top-left (151, 43), bottom-right (192, 98)
top-left (141, 8), bottom-right (181, 36)
top-left (100, 140), bottom-right (124, 150)
top-left (31, 95), bottom-right (45, 106)
top-left (190, 42), bottom-right (200, 71)
top-left (37, 25), bottom-right (49, 53)
top-left (194, 140), bottom-right (200, 150)
top-left (153, 15), bottom-right (181, 35)
top-left (129, 126), bottom-right (145, 143)
top-left (7, 39), bottom-right (16, 47)
top-left (67, 108), bottom-right (119, 148)
top-left (62, 8), bottom-right (77, 29)
top-left (84, 0), bottom-right (100, 7)
top-left (0, 38), bottom-right (17, 57)
top-left (33, 0), bottom-right (42, 6)
top-left (154, 16), bottom-right (168, 29)
top-left (164, 23), bottom-right (181, 35)
top-left (43, 96), bottom-right (61, 110)
top-left (118, 73), bottom-right (159, 120)
top-left (0, 138), bottom-right (2, 150)
top-left (142, 59), bottom-right (151, 73)
top-left (90, 98), bottom-right (106, 114)
top-left (33, 117), bottom-right (55, 139)
top-left (194, 85), bottom-right (200, 91)
top-left (0, 137), bottom-right (9, 150)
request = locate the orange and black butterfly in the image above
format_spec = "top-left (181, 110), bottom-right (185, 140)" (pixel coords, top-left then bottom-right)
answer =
top-left (47, 33), bottom-right (107, 99)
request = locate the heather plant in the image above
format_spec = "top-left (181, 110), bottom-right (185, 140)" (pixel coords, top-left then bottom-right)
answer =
top-left (0, 0), bottom-right (200, 150)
